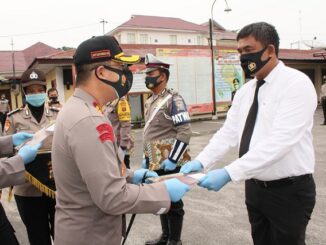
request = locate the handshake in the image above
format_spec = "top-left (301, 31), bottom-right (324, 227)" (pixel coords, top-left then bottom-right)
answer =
top-left (132, 159), bottom-right (231, 203)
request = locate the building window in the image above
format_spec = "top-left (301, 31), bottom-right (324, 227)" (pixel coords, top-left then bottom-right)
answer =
top-left (127, 33), bottom-right (136, 44)
top-left (170, 35), bottom-right (177, 44)
top-left (117, 35), bottom-right (121, 42)
top-left (188, 39), bottom-right (192, 43)
top-left (139, 34), bottom-right (148, 44)
top-left (197, 36), bottom-right (202, 45)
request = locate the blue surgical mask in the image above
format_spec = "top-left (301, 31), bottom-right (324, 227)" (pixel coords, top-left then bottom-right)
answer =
top-left (25, 93), bottom-right (47, 107)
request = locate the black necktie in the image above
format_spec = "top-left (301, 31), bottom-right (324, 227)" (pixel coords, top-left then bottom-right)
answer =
top-left (239, 80), bottom-right (265, 157)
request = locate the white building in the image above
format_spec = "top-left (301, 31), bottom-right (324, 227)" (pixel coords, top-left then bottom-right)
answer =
top-left (108, 15), bottom-right (236, 46)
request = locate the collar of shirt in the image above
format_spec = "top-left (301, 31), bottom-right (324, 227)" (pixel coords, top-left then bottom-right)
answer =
top-left (151, 88), bottom-right (167, 102)
top-left (249, 61), bottom-right (285, 87)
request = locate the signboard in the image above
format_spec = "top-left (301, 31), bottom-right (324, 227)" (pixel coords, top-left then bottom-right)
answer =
top-left (215, 50), bottom-right (243, 102)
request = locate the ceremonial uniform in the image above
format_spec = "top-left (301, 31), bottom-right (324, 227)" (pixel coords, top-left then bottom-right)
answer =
top-left (143, 54), bottom-right (191, 245)
top-left (4, 68), bottom-right (58, 245)
top-left (52, 88), bottom-right (170, 245)
top-left (106, 97), bottom-right (134, 168)
top-left (52, 36), bottom-right (176, 245)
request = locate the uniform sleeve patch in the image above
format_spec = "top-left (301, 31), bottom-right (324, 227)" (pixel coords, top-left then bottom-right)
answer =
top-left (171, 95), bottom-right (190, 126)
top-left (96, 123), bottom-right (114, 143)
top-left (4, 119), bottom-right (11, 132)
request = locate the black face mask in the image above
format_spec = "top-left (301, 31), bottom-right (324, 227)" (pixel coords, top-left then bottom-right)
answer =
top-left (240, 47), bottom-right (271, 77)
top-left (50, 96), bottom-right (58, 103)
top-left (95, 65), bottom-right (133, 99)
top-left (145, 75), bottom-right (161, 89)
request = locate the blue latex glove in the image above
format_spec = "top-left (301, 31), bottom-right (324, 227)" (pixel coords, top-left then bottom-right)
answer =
top-left (18, 143), bottom-right (42, 165)
top-left (160, 159), bottom-right (177, 171)
top-left (132, 168), bottom-right (158, 184)
top-left (180, 160), bottom-right (203, 174)
top-left (198, 168), bottom-right (231, 191)
top-left (164, 178), bottom-right (190, 202)
top-left (141, 158), bottom-right (147, 169)
top-left (12, 132), bottom-right (33, 146)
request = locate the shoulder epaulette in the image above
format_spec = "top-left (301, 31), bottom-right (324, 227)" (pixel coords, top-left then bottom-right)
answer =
top-left (167, 88), bottom-right (178, 95)
top-left (49, 107), bottom-right (60, 112)
top-left (7, 108), bottom-right (22, 116)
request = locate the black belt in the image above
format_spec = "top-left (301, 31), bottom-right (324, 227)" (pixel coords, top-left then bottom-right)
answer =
top-left (250, 174), bottom-right (313, 188)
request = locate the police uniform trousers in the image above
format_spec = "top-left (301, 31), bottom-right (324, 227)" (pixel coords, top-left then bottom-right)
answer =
top-left (15, 194), bottom-right (55, 245)
top-left (0, 112), bottom-right (7, 131)
top-left (154, 166), bottom-right (185, 242)
top-left (0, 202), bottom-right (19, 245)
top-left (321, 97), bottom-right (326, 124)
top-left (245, 174), bottom-right (316, 245)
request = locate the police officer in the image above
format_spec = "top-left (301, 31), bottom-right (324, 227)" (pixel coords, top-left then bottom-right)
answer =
top-left (47, 87), bottom-right (63, 109)
top-left (320, 75), bottom-right (326, 125)
top-left (4, 68), bottom-right (59, 245)
top-left (0, 93), bottom-right (10, 130)
top-left (143, 54), bottom-right (192, 245)
top-left (51, 35), bottom-right (189, 245)
top-left (105, 96), bottom-right (134, 168)
top-left (0, 132), bottom-right (40, 245)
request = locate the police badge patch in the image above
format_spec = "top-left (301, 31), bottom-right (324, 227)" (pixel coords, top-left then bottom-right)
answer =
top-left (171, 95), bottom-right (190, 126)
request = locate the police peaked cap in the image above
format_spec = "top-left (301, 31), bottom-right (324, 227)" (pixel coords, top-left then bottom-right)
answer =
top-left (73, 35), bottom-right (140, 66)
top-left (145, 53), bottom-right (171, 73)
top-left (21, 68), bottom-right (47, 87)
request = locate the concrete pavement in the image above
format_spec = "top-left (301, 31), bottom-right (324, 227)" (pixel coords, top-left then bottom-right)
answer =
top-left (2, 107), bottom-right (326, 245)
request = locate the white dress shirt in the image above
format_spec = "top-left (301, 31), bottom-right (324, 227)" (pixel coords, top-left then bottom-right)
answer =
top-left (196, 61), bottom-right (317, 182)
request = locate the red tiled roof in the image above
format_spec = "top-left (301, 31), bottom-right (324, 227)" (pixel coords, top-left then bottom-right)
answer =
top-left (279, 48), bottom-right (326, 60)
top-left (0, 42), bottom-right (59, 77)
top-left (23, 42), bottom-right (59, 65)
top-left (112, 15), bottom-right (236, 40)
top-left (38, 48), bottom-right (76, 59)
top-left (201, 20), bottom-right (226, 31)
top-left (28, 45), bottom-right (326, 67)
top-left (0, 51), bottom-right (27, 73)
top-left (115, 15), bottom-right (208, 32)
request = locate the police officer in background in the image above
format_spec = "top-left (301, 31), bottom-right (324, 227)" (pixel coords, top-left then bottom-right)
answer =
top-left (0, 132), bottom-right (40, 245)
top-left (0, 94), bottom-right (10, 130)
top-left (105, 96), bottom-right (134, 168)
top-left (5, 68), bottom-right (59, 245)
top-left (320, 75), bottom-right (326, 125)
top-left (52, 35), bottom-right (189, 245)
top-left (47, 87), bottom-right (63, 109)
top-left (143, 54), bottom-right (191, 245)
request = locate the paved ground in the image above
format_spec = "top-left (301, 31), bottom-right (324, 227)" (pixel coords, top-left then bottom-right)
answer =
top-left (3, 107), bottom-right (326, 245)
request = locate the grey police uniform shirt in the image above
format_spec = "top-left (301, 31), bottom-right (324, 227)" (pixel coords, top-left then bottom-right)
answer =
top-left (4, 105), bottom-right (58, 196)
top-left (52, 88), bottom-right (170, 245)
top-left (0, 135), bottom-right (25, 188)
top-left (144, 88), bottom-right (191, 149)
top-left (0, 99), bottom-right (10, 113)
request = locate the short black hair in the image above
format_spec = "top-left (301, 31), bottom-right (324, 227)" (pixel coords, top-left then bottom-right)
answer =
top-left (237, 22), bottom-right (280, 56)
top-left (47, 87), bottom-right (58, 96)
top-left (75, 61), bottom-right (107, 85)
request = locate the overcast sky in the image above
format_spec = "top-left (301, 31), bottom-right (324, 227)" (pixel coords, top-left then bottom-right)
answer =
top-left (0, 0), bottom-right (324, 50)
